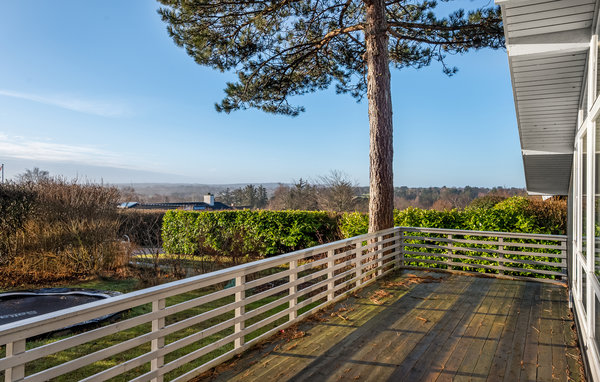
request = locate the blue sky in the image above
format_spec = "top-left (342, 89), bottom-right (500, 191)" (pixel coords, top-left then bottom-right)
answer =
top-left (0, 0), bottom-right (523, 187)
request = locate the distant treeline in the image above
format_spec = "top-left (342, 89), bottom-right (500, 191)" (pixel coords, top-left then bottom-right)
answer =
top-left (391, 186), bottom-right (525, 210)
top-left (119, 171), bottom-right (525, 213)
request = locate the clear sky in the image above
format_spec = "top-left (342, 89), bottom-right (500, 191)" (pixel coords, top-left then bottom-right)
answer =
top-left (0, 0), bottom-right (523, 187)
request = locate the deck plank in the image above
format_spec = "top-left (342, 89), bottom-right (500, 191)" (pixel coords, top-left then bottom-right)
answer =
top-left (536, 285), bottom-right (555, 381)
top-left (504, 282), bottom-right (540, 382)
top-left (486, 281), bottom-right (535, 381)
top-left (413, 278), bottom-right (495, 381)
top-left (471, 281), bottom-right (519, 379)
top-left (192, 270), bottom-right (585, 382)
top-left (550, 286), bottom-right (569, 381)
top-left (519, 281), bottom-right (542, 381)
top-left (434, 278), bottom-right (501, 382)
top-left (456, 280), bottom-right (516, 382)
top-left (370, 276), bottom-right (474, 381)
top-left (559, 289), bottom-right (585, 380)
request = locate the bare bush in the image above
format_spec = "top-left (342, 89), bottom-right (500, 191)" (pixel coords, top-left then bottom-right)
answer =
top-left (0, 179), bottom-right (128, 286)
top-left (316, 170), bottom-right (359, 212)
top-left (0, 183), bottom-right (36, 265)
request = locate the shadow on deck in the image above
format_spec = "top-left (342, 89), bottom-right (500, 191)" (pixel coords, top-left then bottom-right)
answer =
top-left (194, 270), bottom-right (585, 382)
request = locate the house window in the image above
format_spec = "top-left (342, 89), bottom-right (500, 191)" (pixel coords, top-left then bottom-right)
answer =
top-left (583, 264), bottom-right (588, 313)
top-left (597, 39), bottom-right (600, 101)
top-left (596, 296), bottom-right (600, 352)
top-left (582, 132), bottom-right (588, 263)
top-left (597, 120), bottom-right (600, 278)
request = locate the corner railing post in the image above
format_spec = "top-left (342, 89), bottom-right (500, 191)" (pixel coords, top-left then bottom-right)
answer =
top-left (446, 234), bottom-right (453, 270)
top-left (560, 239), bottom-right (567, 281)
top-left (5, 339), bottom-right (26, 382)
top-left (289, 260), bottom-right (298, 321)
top-left (498, 237), bottom-right (505, 275)
top-left (234, 275), bottom-right (246, 349)
top-left (397, 230), bottom-right (404, 268)
top-left (151, 298), bottom-right (166, 382)
top-left (356, 242), bottom-right (363, 287)
top-left (377, 235), bottom-right (384, 277)
top-left (327, 250), bottom-right (335, 301)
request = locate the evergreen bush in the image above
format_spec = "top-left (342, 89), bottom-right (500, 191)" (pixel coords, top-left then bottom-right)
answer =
top-left (339, 196), bottom-right (567, 237)
top-left (162, 210), bottom-right (340, 258)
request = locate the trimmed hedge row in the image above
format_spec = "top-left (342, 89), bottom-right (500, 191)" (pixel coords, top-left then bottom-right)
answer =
top-left (162, 210), bottom-right (340, 257)
top-left (162, 197), bottom-right (567, 260)
top-left (339, 197), bottom-right (567, 237)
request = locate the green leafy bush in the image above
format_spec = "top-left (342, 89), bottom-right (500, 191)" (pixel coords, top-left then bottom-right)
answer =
top-left (162, 210), bottom-right (340, 258)
top-left (466, 194), bottom-right (507, 210)
top-left (338, 196), bottom-right (567, 280)
top-left (339, 196), bottom-right (567, 237)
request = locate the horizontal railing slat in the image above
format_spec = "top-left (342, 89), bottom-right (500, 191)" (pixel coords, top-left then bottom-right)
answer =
top-left (402, 249), bottom-right (565, 269)
top-left (403, 256), bottom-right (566, 277)
top-left (398, 226), bottom-right (567, 241)
top-left (403, 236), bottom-right (565, 252)
top-left (403, 241), bottom-right (565, 259)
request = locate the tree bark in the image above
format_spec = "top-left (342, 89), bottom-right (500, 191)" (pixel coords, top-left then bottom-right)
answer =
top-left (364, 0), bottom-right (394, 233)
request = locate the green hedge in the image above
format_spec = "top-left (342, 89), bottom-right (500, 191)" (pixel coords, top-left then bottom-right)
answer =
top-left (340, 197), bottom-right (566, 237)
top-left (162, 210), bottom-right (340, 257)
top-left (339, 197), bottom-right (567, 280)
top-left (162, 197), bottom-right (566, 262)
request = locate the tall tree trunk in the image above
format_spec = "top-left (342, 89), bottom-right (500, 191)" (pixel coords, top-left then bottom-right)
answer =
top-left (365, 0), bottom-right (394, 233)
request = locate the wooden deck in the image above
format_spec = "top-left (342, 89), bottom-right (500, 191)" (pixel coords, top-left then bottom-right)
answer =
top-left (195, 270), bottom-right (585, 382)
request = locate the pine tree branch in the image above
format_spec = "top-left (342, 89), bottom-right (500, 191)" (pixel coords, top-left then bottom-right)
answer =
top-left (387, 28), bottom-right (469, 45)
top-left (387, 20), bottom-right (502, 32)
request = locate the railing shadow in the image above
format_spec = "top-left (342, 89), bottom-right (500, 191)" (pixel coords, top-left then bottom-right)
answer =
top-left (281, 275), bottom-right (493, 381)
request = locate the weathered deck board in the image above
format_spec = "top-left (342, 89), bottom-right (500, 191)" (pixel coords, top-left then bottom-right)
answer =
top-left (193, 270), bottom-right (585, 382)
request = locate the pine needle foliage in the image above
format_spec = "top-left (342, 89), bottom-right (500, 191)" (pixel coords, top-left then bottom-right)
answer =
top-left (157, 0), bottom-right (504, 116)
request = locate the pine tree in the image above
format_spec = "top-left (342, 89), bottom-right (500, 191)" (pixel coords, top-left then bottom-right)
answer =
top-left (157, 0), bottom-right (503, 232)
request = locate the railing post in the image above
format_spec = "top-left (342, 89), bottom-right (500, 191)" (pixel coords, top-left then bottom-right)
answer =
top-left (327, 250), bottom-right (335, 301)
top-left (356, 242), bottom-right (363, 287)
top-left (377, 235), bottom-right (384, 277)
top-left (289, 260), bottom-right (298, 321)
top-left (151, 298), bottom-right (166, 382)
top-left (446, 234), bottom-right (453, 270)
top-left (5, 339), bottom-right (26, 382)
top-left (498, 237), bottom-right (505, 275)
top-left (396, 230), bottom-right (404, 268)
top-left (560, 240), bottom-right (567, 281)
top-left (234, 275), bottom-right (246, 349)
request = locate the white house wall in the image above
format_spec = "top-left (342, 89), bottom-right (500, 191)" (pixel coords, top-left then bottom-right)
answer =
top-left (498, 0), bottom-right (600, 379)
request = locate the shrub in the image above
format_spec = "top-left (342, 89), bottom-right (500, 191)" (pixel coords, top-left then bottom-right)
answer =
top-left (466, 194), bottom-right (507, 210)
top-left (338, 212), bottom-right (369, 238)
top-left (0, 179), bottom-right (128, 287)
top-left (118, 210), bottom-right (165, 248)
top-left (0, 183), bottom-right (36, 265)
top-left (339, 196), bottom-right (567, 237)
top-left (162, 210), bottom-right (340, 258)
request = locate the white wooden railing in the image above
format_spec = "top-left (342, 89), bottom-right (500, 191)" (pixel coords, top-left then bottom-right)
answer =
top-left (398, 227), bottom-right (567, 283)
top-left (0, 227), bottom-right (566, 381)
